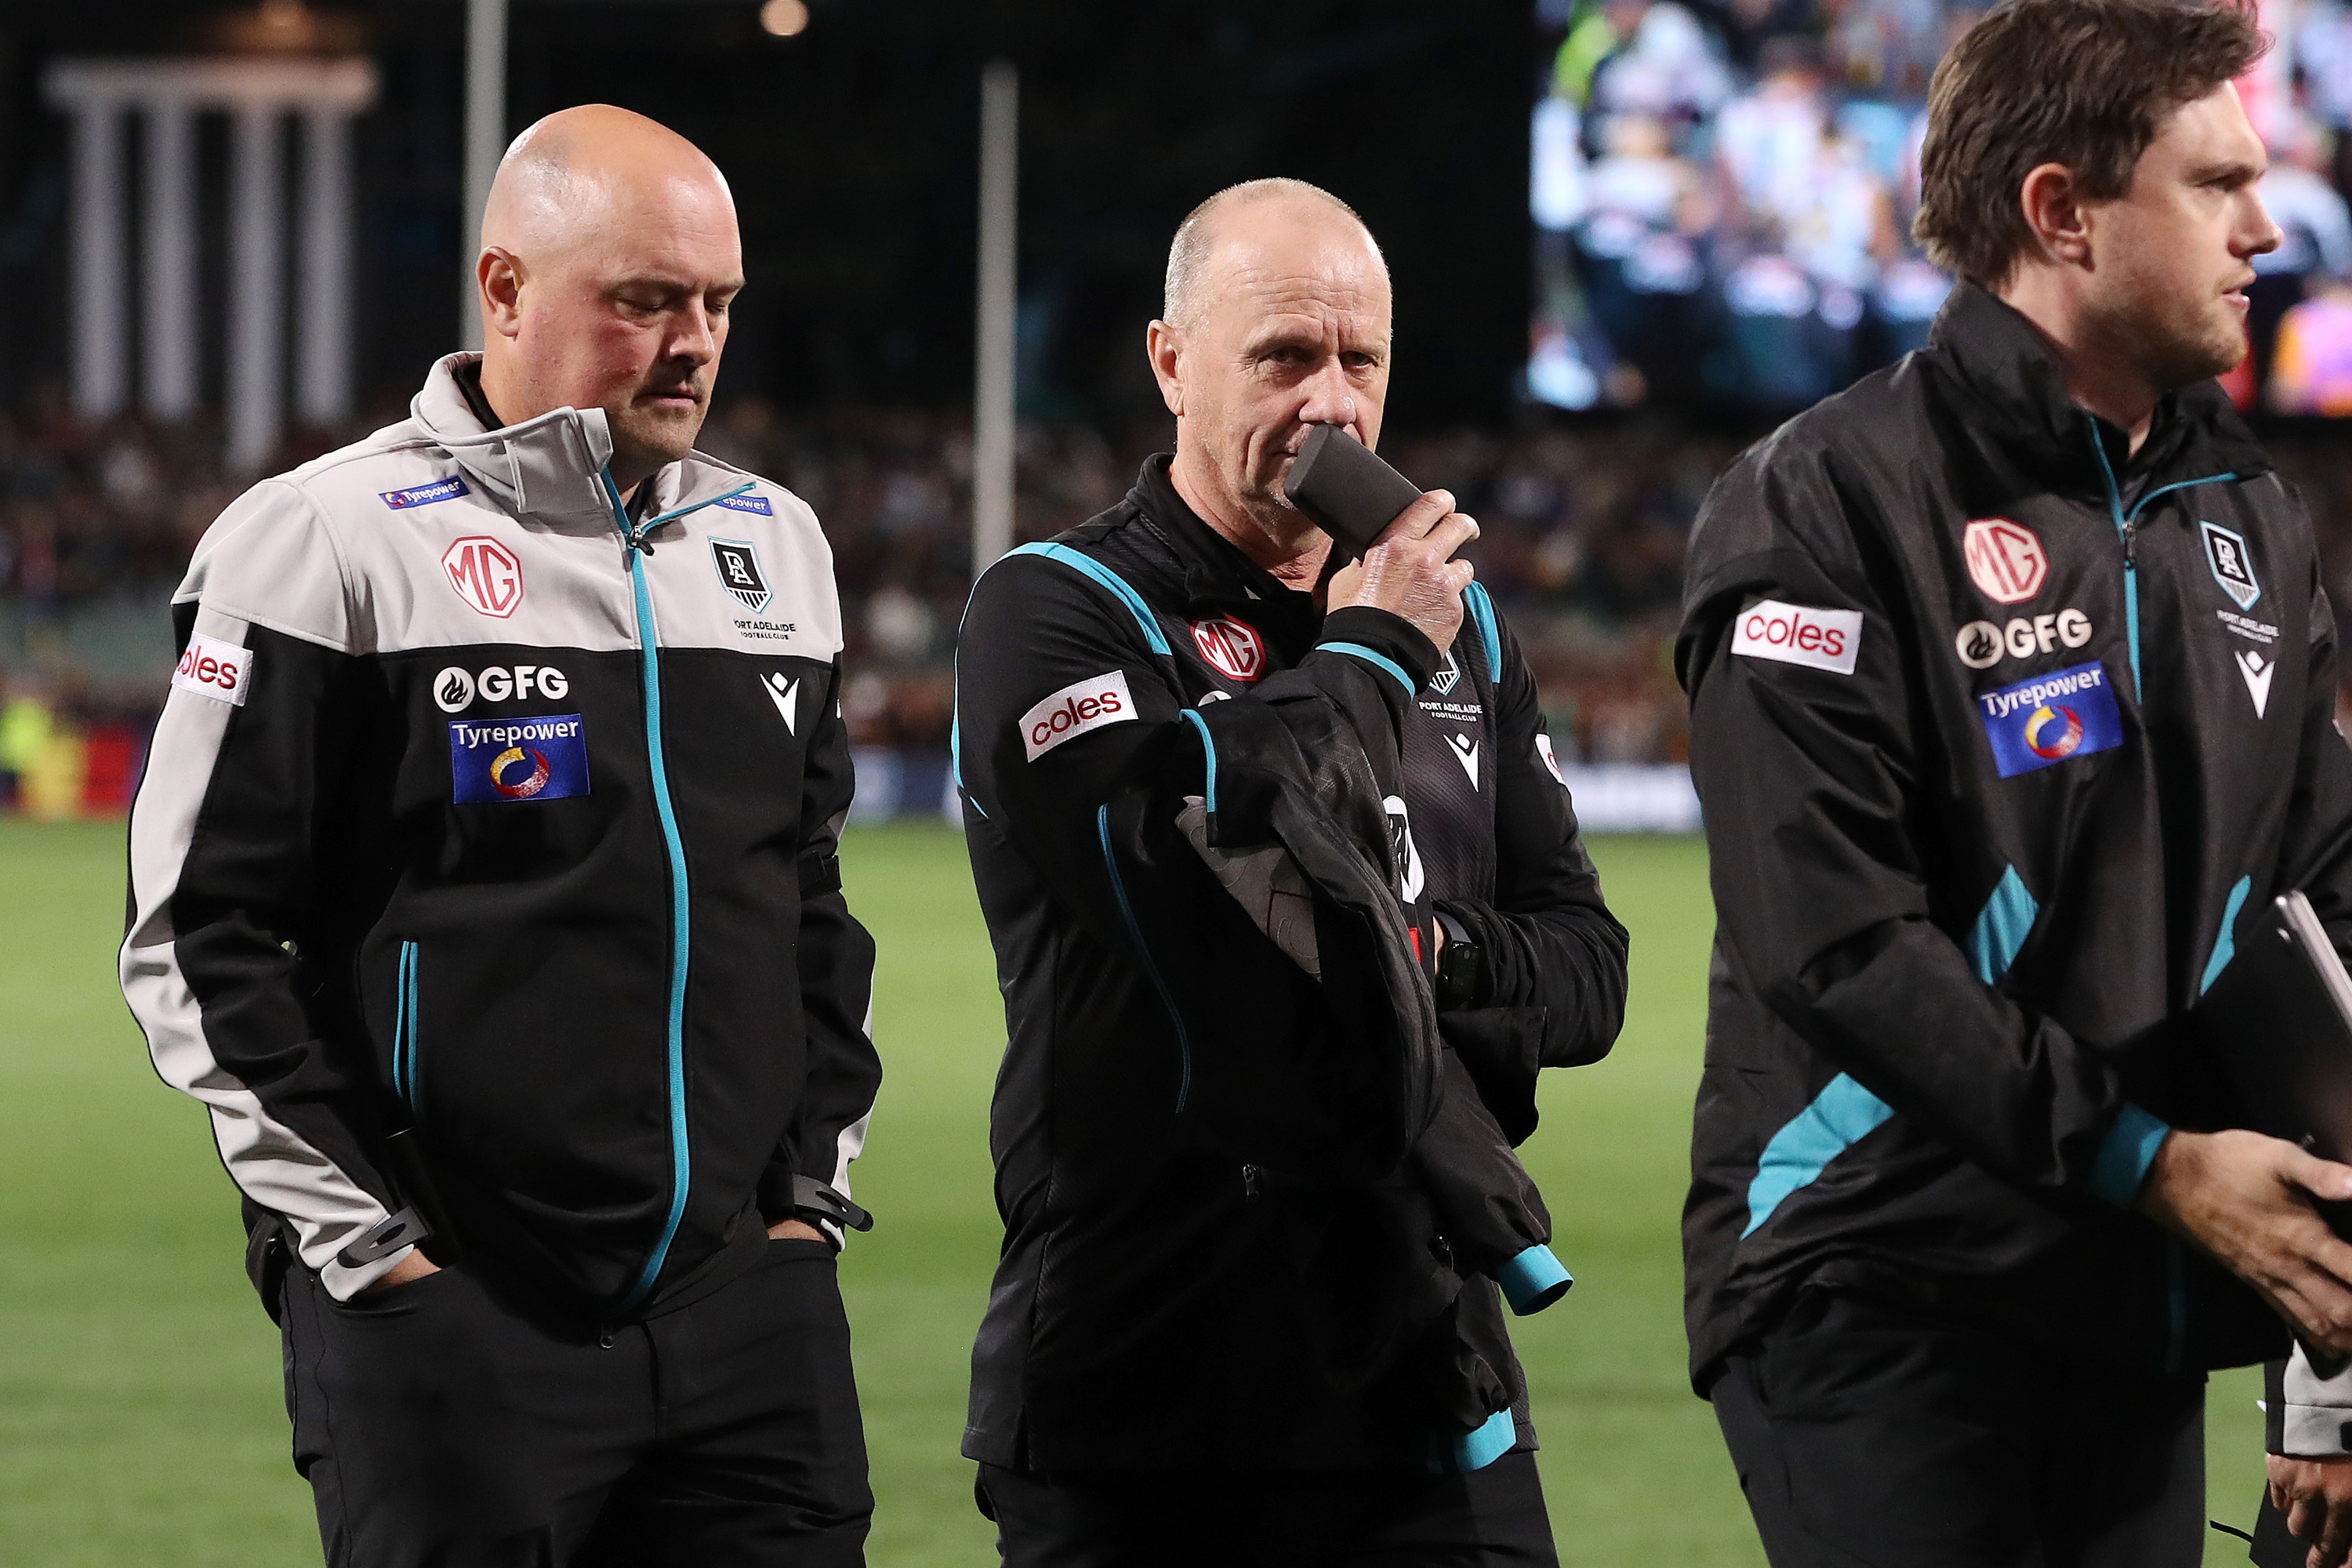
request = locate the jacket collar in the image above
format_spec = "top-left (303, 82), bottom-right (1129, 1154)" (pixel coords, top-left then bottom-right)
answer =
top-left (1926, 283), bottom-right (2270, 498)
top-left (410, 354), bottom-right (712, 533)
top-left (1128, 454), bottom-right (1325, 617)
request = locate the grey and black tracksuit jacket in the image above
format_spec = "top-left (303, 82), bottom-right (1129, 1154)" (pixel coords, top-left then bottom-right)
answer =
top-left (954, 457), bottom-right (1628, 1473)
top-left (1679, 281), bottom-right (2352, 1440)
top-left (120, 356), bottom-right (880, 1323)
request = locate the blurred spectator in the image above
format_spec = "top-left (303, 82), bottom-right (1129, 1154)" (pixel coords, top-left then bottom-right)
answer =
top-left (2274, 278), bottom-right (2352, 415)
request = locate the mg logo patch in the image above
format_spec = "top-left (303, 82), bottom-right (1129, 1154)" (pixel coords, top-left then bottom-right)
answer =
top-left (2201, 521), bottom-right (2260, 611)
top-left (441, 537), bottom-right (524, 619)
top-left (710, 539), bottom-right (771, 613)
top-left (1191, 617), bottom-right (1265, 682)
top-left (1963, 518), bottom-right (2048, 604)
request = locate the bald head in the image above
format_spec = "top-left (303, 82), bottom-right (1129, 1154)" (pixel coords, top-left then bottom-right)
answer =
top-left (475, 106), bottom-right (743, 495)
top-left (1162, 178), bottom-right (1384, 331)
top-left (1146, 179), bottom-right (1396, 572)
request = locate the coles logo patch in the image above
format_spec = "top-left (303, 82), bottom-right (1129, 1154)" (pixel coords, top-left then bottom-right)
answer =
top-left (1976, 662), bottom-right (2124, 778)
top-left (441, 537), bottom-right (524, 619)
top-left (1192, 617), bottom-right (1265, 682)
top-left (172, 633), bottom-right (252, 707)
top-left (1963, 518), bottom-right (2049, 604)
top-left (449, 714), bottom-right (590, 804)
top-left (1020, 670), bottom-right (1136, 761)
top-left (1731, 599), bottom-right (1862, 675)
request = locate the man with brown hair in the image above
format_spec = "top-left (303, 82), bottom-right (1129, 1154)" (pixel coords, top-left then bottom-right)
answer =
top-left (1675, 0), bottom-right (2352, 1563)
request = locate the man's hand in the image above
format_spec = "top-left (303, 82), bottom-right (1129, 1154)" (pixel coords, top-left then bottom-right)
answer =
top-left (2136, 1129), bottom-right (2352, 1353)
top-left (1327, 488), bottom-right (1479, 652)
top-left (358, 1247), bottom-right (442, 1294)
top-left (2270, 1454), bottom-right (2352, 1568)
top-left (768, 1218), bottom-right (827, 1244)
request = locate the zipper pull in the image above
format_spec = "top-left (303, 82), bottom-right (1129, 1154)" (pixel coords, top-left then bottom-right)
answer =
top-left (2122, 520), bottom-right (2137, 568)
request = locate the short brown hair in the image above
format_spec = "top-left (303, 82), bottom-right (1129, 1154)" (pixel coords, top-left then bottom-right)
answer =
top-left (1913, 0), bottom-right (2267, 287)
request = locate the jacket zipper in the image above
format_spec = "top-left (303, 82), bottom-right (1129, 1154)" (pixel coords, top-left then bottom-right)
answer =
top-left (392, 939), bottom-right (421, 1116)
top-left (596, 474), bottom-right (754, 1314)
top-left (2083, 426), bottom-right (2238, 702)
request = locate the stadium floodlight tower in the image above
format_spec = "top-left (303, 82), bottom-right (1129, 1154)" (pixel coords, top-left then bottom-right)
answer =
top-left (972, 58), bottom-right (1018, 579)
top-left (461, 0), bottom-right (508, 354)
top-left (42, 55), bottom-right (379, 473)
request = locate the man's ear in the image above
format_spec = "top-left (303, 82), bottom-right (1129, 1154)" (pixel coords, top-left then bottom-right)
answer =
top-left (478, 248), bottom-right (527, 339)
top-left (1145, 319), bottom-right (1184, 417)
top-left (2019, 163), bottom-right (2094, 268)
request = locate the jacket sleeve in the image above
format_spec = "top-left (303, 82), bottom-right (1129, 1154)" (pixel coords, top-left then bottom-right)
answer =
top-left (2271, 1345), bottom-right (2352, 1457)
top-left (1433, 604), bottom-right (1628, 1095)
top-left (1678, 439), bottom-right (2159, 1207)
top-left (955, 550), bottom-right (1439, 1163)
top-left (119, 480), bottom-right (412, 1301)
top-left (761, 656), bottom-right (882, 1238)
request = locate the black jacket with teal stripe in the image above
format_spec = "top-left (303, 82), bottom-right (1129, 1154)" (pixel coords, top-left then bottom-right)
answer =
top-left (953, 457), bottom-right (1627, 1470)
top-left (1675, 282), bottom-right (2352, 1391)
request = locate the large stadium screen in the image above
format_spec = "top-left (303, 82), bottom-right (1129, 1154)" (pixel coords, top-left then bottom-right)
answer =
top-left (1527, 0), bottom-right (2352, 416)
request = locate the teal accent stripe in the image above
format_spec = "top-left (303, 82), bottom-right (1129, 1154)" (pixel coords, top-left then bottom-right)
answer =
top-left (1178, 709), bottom-right (1218, 813)
top-left (1495, 1243), bottom-right (1573, 1316)
top-left (1464, 581), bottom-right (1502, 678)
top-left (1743, 1073), bottom-right (1893, 1237)
top-left (1319, 641), bottom-right (1416, 697)
top-left (604, 471), bottom-right (695, 1315)
top-left (2085, 429), bottom-right (2141, 695)
top-left (2126, 474), bottom-right (2239, 524)
top-left (2089, 1102), bottom-right (2171, 1207)
top-left (1968, 866), bottom-right (2038, 985)
top-left (1005, 543), bottom-right (1171, 655)
top-left (2201, 875), bottom-right (2253, 995)
top-left (633, 481), bottom-right (757, 535)
top-left (393, 940), bottom-right (418, 1109)
top-left (1098, 804), bottom-right (1192, 1112)
top-left (1432, 1408), bottom-right (1519, 1475)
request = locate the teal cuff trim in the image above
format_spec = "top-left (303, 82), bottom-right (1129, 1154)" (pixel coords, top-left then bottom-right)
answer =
top-left (1431, 1408), bottom-right (1519, 1475)
top-left (2090, 1102), bottom-right (2171, 1207)
top-left (1464, 581), bottom-right (1502, 677)
top-left (1495, 1244), bottom-right (1573, 1316)
top-left (1318, 641), bottom-right (1417, 697)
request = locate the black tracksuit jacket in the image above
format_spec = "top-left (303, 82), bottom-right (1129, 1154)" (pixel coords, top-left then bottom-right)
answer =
top-left (1677, 282), bottom-right (2352, 1392)
top-left (954, 457), bottom-right (1628, 1472)
top-left (119, 356), bottom-right (882, 1323)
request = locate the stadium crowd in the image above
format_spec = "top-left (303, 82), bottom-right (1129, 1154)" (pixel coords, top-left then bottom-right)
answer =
top-left (2, 394), bottom-right (2350, 816)
top-left (1531, 0), bottom-right (2352, 415)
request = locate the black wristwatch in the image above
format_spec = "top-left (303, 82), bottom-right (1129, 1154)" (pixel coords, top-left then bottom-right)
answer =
top-left (1432, 907), bottom-right (1485, 1011)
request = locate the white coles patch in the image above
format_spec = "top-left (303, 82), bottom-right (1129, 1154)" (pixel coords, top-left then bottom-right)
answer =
top-left (172, 633), bottom-right (252, 706)
top-left (1021, 670), bottom-right (1137, 760)
top-left (1731, 600), bottom-right (1862, 676)
top-left (1536, 733), bottom-right (1565, 784)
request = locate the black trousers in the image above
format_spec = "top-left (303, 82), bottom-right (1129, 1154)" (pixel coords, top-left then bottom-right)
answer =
top-left (1711, 1289), bottom-right (2205, 1568)
top-left (976, 1450), bottom-right (1559, 1568)
top-left (279, 1236), bottom-right (872, 1567)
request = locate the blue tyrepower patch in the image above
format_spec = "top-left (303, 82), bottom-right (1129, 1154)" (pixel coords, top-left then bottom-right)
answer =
top-left (1976, 661), bottom-right (2124, 779)
top-left (449, 713), bottom-right (590, 804)
top-left (380, 476), bottom-right (472, 510)
top-left (715, 492), bottom-right (773, 515)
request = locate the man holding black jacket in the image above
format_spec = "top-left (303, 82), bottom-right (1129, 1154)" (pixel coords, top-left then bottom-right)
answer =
top-left (1678, 2), bottom-right (2352, 1563)
top-left (953, 178), bottom-right (1628, 1565)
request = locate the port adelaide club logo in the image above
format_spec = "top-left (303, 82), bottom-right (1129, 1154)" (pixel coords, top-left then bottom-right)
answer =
top-left (2201, 521), bottom-right (2261, 611)
top-left (710, 539), bottom-right (771, 613)
top-left (1191, 616), bottom-right (1265, 681)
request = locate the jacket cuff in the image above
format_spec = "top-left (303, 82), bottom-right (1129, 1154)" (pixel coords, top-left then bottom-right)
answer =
top-left (2087, 1102), bottom-right (2169, 1207)
top-left (1317, 606), bottom-right (1440, 695)
top-left (2274, 1347), bottom-right (2352, 1456)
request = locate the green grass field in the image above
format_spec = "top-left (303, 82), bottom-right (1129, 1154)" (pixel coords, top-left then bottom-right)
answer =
top-left (0, 818), bottom-right (2270, 1563)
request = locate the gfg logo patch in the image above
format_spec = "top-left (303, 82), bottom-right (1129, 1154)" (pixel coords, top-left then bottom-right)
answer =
top-left (449, 714), bottom-right (590, 804)
top-left (1976, 662), bottom-right (2124, 778)
top-left (431, 664), bottom-right (570, 713)
top-left (1020, 670), bottom-right (1135, 760)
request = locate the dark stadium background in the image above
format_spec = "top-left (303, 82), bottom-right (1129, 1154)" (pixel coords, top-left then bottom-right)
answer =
top-left (0, 3), bottom-right (2319, 1562)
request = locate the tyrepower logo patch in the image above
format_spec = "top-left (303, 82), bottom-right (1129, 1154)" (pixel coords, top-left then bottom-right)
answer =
top-left (441, 537), bottom-right (524, 619)
top-left (1192, 617), bottom-right (1266, 681)
top-left (1963, 518), bottom-right (2049, 604)
top-left (449, 714), bottom-right (590, 804)
top-left (1975, 662), bottom-right (2124, 778)
top-left (172, 633), bottom-right (252, 706)
top-left (379, 476), bottom-right (471, 510)
top-left (1731, 600), bottom-right (1861, 676)
top-left (1020, 670), bottom-right (1136, 761)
